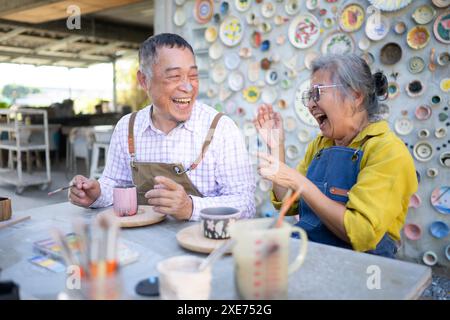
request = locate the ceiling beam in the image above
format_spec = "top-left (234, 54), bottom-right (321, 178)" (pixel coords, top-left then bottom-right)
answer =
top-left (0, 26), bottom-right (27, 41)
top-left (34, 34), bottom-right (84, 52)
top-left (0, 0), bottom-right (61, 16)
top-left (0, 16), bottom-right (151, 43)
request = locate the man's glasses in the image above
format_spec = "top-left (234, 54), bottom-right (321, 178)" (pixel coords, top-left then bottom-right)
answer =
top-left (301, 84), bottom-right (343, 107)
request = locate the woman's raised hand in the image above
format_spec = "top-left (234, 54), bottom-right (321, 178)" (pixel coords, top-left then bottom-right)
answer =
top-left (253, 104), bottom-right (285, 151)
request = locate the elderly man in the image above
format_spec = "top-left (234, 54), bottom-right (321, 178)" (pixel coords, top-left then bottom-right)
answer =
top-left (69, 33), bottom-right (255, 221)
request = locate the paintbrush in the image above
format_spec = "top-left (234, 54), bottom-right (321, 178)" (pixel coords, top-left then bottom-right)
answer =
top-left (275, 188), bottom-right (302, 228)
top-left (48, 184), bottom-right (74, 196)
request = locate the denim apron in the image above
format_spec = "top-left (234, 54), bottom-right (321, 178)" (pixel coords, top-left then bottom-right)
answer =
top-left (295, 142), bottom-right (397, 258)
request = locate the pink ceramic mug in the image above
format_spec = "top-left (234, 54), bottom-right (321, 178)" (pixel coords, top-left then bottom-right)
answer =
top-left (113, 185), bottom-right (137, 217)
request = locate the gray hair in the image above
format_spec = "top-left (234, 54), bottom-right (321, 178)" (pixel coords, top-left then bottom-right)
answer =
top-left (139, 33), bottom-right (195, 81)
top-left (311, 54), bottom-right (388, 122)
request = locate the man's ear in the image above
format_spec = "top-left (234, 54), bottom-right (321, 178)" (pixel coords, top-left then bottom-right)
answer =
top-left (137, 70), bottom-right (149, 91)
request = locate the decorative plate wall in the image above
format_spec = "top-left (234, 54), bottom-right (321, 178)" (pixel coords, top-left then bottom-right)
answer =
top-left (367, 0), bottom-right (412, 11)
top-left (321, 32), bottom-right (355, 55)
top-left (220, 16), bottom-right (244, 47)
top-left (288, 13), bottom-right (320, 49)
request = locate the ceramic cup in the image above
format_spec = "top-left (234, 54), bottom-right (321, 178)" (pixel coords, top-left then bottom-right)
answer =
top-left (431, 95), bottom-right (441, 105)
top-left (422, 251), bottom-right (438, 266)
top-left (200, 207), bottom-right (240, 239)
top-left (403, 223), bottom-right (422, 241)
top-left (157, 255), bottom-right (211, 300)
top-left (113, 185), bottom-right (138, 217)
top-left (437, 52), bottom-right (450, 66)
top-left (418, 129), bottom-right (430, 139)
top-left (0, 197), bottom-right (12, 221)
top-left (427, 168), bottom-right (438, 178)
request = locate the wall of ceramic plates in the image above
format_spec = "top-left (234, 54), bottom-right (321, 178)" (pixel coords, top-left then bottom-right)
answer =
top-left (158, 0), bottom-right (450, 266)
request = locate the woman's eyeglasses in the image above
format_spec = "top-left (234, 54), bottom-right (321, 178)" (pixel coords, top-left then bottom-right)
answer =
top-left (301, 84), bottom-right (342, 107)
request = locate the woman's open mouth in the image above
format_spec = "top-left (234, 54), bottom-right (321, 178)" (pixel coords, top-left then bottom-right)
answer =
top-left (315, 113), bottom-right (328, 129)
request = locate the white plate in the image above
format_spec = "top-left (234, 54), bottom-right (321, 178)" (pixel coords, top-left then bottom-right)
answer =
top-left (288, 13), bottom-right (320, 49)
top-left (261, 2), bottom-right (276, 18)
top-left (295, 80), bottom-right (318, 127)
top-left (173, 7), bottom-right (186, 26)
top-left (211, 64), bottom-right (227, 84)
top-left (285, 0), bottom-right (300, 16)
top-left (261, 87), bottom-right (278, 104)
top-left (219, 16), bottom-right (244, 47)
top-left (286, 145), bottom-right (299, 160)
top-left (208, 41), bottom-right (223, 60)
top-left (248, 60), bottom-right (260, 82)
top-left (358, 37), bottom-right (371, 51)
top-left (321, 32), bottom-right (355, 55)
top-left (297, 129), bottom-right (312, 143)
top-left (413, 141), bottom-right (434, 162)
top-left (224, 52), bottom-right (240, 70)
top-left (204, 26), bottom-right (218, 43)
top-left (175, 0), bottom-right (186, 5)
top-left (304, 51), bottom-right (319, 70)
top-left (412, 5), bottom-right (436, 25)
top-left (394, 118), bottom-right (413, 136)
top-left (265, 70), bottom-right (279, 85)
top-left (367, 0), bottom-right (412, 12)
top-left (284, 116), bottom-right (297, 132)
top-left (235, 0), bottom-right (251, 12)
top-left (219, 85), bottom-right (232, 102)
top-left (306, 0), bottom-right (319, 10)
top-left (365, 13), bottom-right (390, 41)
top-left (227, 70), bottom-right (245, 92)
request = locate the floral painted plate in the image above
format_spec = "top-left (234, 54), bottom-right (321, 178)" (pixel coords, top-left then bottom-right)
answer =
top-left (321, 32), bottom-right (355, 55)
top-left (433, 11), bottom-right (450, 45)
top-left (408, 56), bottom-right (425, 74)
top-left (431, 186), bottom-right (450, 215)
top-left (339, 3), bottom-right (365, 33)
top-left (243, 86), bottom-right (260, 103)
top-left (367, 0), bottom-right (412, 12)
top-left (194, 0), bottom-right (214, 24)
top-left (220, 16), bottom-right (244, 47)
top-left (407, 26), bottom-right (430, 50)
top-left (288, 13), bottom-right (320, 49)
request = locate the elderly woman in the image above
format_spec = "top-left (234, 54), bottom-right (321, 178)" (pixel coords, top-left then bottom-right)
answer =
top-left (255, 54), bottom-right (417, 258)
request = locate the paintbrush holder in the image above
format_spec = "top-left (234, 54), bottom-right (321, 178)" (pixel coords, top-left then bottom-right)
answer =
top-left (0, 197), bottom-right (11, 221)
top-left (80, 273), bottom-right (123, 300)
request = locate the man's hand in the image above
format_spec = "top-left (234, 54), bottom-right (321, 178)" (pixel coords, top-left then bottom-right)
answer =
top-left (68, 175), bottom-right (101, 208)
top-left (145, 176), bottom-right (193, 220)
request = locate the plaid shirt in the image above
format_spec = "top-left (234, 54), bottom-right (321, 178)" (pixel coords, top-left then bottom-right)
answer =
top-left (91, 101), bottom-right (256, 221)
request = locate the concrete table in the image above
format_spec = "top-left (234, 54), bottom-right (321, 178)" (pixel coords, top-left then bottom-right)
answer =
top-left (0, 202), bottom-right (431, 300)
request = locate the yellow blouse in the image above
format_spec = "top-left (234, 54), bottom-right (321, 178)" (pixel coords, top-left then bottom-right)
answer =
top-left (271, 121), bottom-right (418, 252)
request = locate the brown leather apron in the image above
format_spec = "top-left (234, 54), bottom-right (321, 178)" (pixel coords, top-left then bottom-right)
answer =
top-left (128, 111), bottom-right (224, 205)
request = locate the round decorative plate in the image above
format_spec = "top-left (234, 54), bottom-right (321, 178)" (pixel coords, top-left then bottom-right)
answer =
top-left (410, 193), bottom-right (422, 208)
top-left (220, 16), bottom-right (244, 47)
top-left (235, 0), bottom-right (251, 12)
top-left (261, 2), bottom-right (276, 18)
top-left (440, 78), bottom-right (450, 92)
top-left (380, 42), bottom-right (402, 65)
top-left (339, 3), bottom-right (365, 33)
top-left (413, 141), bottom-right (434, 162)
top-left (228, 70), bottom-right (245, 92)
top-left (243, 86), bottom-right (260, 103)
top-left (367, 0), bottom-right (412, 12)
top-left (394, 21), bottom-right (406, 35)
top-left (394, 117), bottom-right (413, 136)
top-left (358, 37), bottom-right (371, 51)
top-left (433, 11), bottom-right (450, 44)
top-left (432, 0), bottom-right (450, 8)
top-left (403, 223), bottom-right (422, 241)
top-left (365, 13), bottom-right (390, 41)
top-left (295, 80), bottom-right (319, 127)
top-left (265, 70), bottom-right (279, 85)
top-left (285, 0), bottom-right (301, 16)
top-left (194, 0), bottom-right (214, 24)
top-left (378, 103), bottom-right (390, 120)
top-left (261, 87), bottom-right (278, 104)
top-left (412, 5), bottom-right (436, 25)
top-left (224, 52), bottom-right (240, 70)
top-left (211, 64), bottom-right (227, 84)
top-left (407, 26), bottom-right (430, 50)
top-left (408, 56), bottom-right (425, 74)
top-left (429, 221), bottom-right (449, 238)
top-left (387, 82), bottom-right (399, 99)
top-left (284, 116), bottom-right (297, 132)
top-left (286, 145), bottom-right (300, 160)
top-left (304, 51), bottom-right (319, 69)
top-left (297, 129), bottom-right (312, 143)
top-left (306, 0), bottom-right (319, 10)
top-left (440, 152), bottom-right (450, 168)
top-left (204, 26), bottom-right (218, 43)
top-left (208, 41), bottom-right (223, 60)
top-left (415, 105), bottom-right (432, 121)
top-left (406, 80), bottom-right (425, 97)
top-left (288, 13), bottom-right (320, 49)
top-left (321, 32), bottom-right (355, 55)
top-left (173, 7), bottom-right (187, 26)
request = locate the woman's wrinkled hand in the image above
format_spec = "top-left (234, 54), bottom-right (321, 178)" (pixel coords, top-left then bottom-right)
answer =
top-left (253, 104), bottom-right (285, 151)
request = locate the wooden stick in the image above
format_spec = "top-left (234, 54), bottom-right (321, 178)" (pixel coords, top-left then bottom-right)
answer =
top-left (0, 215), bottom-right (30, 230)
